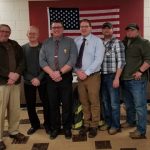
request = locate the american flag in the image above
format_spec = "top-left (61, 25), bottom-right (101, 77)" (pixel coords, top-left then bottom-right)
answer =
top-left (48, 7), bottom-right (120, 38)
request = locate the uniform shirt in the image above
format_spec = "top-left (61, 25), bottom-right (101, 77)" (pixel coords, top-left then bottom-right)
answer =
top-left (74, 33), bottom-right (105, 76)
top-left (22, 43), bottom-right (45, 84)
top-left (101, 36), bottom-right (126, 74)
top-left (39, 36), bottom-right (78, 70)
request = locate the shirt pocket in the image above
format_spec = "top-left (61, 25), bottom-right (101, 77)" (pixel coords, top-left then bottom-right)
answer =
top-left (60, 46), bottom-right (70, 61)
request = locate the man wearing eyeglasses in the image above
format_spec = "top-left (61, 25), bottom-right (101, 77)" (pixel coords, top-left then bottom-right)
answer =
top-left (0, 24), bottom-right (25, 150)
top-left (39, 20), bottom-right (78, 140)
top-left (74, 19), bottom-right (105, 138)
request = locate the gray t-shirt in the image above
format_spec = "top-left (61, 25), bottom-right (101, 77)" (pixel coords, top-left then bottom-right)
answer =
top-left (22, 43), bottom-right (45, 84)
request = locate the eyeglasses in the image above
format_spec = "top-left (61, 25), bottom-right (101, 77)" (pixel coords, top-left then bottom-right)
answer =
top-left (51, 26), bottom-right (63, 30)
top-left (0, 30), bottom-right (10, 33)
top-left (28, 33), bottom-right (38, 35)
top-left (80, 26), bottom-right (90, 28)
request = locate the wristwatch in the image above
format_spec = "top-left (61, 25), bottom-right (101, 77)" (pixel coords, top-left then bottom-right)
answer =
top-left (138, 69), bottom-right (144, 74)
top-left (59, 70), bottom-right (63, 75)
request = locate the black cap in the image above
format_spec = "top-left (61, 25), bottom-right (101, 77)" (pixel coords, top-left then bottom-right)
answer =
top-left (125, 23), bottom-right (139, 30)
top-left (102, 22), bottom-right (113, 29)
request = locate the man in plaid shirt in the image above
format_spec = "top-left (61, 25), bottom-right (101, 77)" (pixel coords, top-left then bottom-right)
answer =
top-left (99, 22), bottom-right (126, 135)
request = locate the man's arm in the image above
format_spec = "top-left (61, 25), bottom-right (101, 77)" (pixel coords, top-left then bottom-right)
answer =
top-left (113, 41), bottom-right (126, 88)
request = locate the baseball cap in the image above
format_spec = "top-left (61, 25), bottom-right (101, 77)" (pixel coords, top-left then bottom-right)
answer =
top-left (125, 23), bottom-right (139, 30)
top-left (102, 22), bottom-right (113, 29)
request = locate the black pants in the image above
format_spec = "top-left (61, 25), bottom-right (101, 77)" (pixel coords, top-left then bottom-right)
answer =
top-left (46, 72), bottom-right (73, 131)
top-left (24, 83), bottom-right (50, 129)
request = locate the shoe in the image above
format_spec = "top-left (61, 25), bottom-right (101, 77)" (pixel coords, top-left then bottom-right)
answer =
top-left (50, 130), bottom-right (59, 140)
top-left (88, 127), bottom-right (98, 138)
top-left (64, 130), bottom-right (72, 139)
top-left (45, 128), bottom-right (51, 134)
top-left (121, 122), bottom-right (136, 128)
top-left (108, 128), bottom-right (121, 135)
top-left (0, 141), bottom-right (6, 150)
top-left (129, 130), bottom-right (146, 139)
top-left (27, 127), bottom-right (38, 135)
top-left (9, 132), bottom-right (25, 140)
top-left (43, 124), bottom-right (50, 134)
top-left (99, 120), bottom-right (105, 126)
top-left (99, 123), bottom-right (110, 131)
top-left (79, 126), bottom-right (90, 136)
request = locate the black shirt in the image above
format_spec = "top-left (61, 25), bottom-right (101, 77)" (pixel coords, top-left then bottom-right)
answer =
top-left (22, 43), bottom-right (45, 85)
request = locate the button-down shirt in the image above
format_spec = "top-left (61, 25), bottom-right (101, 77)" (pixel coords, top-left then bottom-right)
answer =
top-left (101, 36), bottom-right (126, 74)
top-left (39, 36), bottom-right (78, 70)
top-left (74, 33), bottom-right (105, 76)
top-left (122, 36), bottom-right (150, 80)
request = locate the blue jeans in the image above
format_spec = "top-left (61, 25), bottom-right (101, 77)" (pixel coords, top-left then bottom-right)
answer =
top-left (101, 74), bottom-right (120, 129)
top-left (121, 79), bottom-right (147, 134)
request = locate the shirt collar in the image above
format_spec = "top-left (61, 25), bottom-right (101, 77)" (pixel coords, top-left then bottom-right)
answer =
top-left (53, 35), bottom-right (64, 42)
top-left (81, 33), bottom-right (92, 41)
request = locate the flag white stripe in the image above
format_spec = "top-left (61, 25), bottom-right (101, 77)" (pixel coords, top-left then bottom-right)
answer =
top-left (80, 15), bottom-right (120, 20)
top-left (80, 9), bottom-right (120, 14)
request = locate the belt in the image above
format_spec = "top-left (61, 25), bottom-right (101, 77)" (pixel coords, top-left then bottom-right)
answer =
top-left (88, 71), bottom-right (100, 77)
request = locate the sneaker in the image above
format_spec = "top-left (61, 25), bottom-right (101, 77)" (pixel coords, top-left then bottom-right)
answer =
top-left (79, 126), bottom-right (90, 136)
top-left (129, 130), bottom-right (146, 139)
top-left (0, 141), bottom-right (6, 150)
top-left (121, 122), bottom-right (136, 128)
top-left (99, 123), bottom-right (110, 131)
top-left (9, 132), bottom-right (25, 140)
top-left (50, 130), bottom-right (60, 140)
top-left (108, 128), bottom-right (121, 135)
top-left (99, 120), bottom-right (105, 126)
top-left (88, 127), bottom-right (98, 138)
top-left (64, 130), bottom-right (72, 139)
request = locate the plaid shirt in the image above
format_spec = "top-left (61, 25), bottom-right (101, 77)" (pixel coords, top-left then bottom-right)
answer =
top-left (101, 36), bottom-right (126, 74)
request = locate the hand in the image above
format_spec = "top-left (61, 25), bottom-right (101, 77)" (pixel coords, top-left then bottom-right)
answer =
top-left (132, 71), bottom-right (142, 80)
top-left (8, 72), bottom-right (20, 82)
top-left (7, 79), bottom-right (15, 85)
top-left (54, 76), bottom-right (62, 82)
top-left (113, 78), bottom-right (119, 88)
top-left (76, 70), bottom-right (87, 80)
top-left (53, 71), bottom-right (61, 80)
top-left (49, 71), bottom-right (61, 81)
top-left (31, 78), bottom-right (40, 86)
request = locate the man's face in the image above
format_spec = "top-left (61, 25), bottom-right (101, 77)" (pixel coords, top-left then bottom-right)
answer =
top-left (80, 21), bottom-right (92, 37)
top-left (51, 23), bottom-right (64, 38)
top-left (102, 27), bottom-right (113, 37)
top-left (27, 27), bottom-right (39, 42)
top-left (0, 26), bottom-right (11, 42)
top-left (126, 29), bottom-right (139, 38)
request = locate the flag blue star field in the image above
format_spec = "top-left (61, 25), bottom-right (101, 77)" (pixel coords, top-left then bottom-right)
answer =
top-left (48, 7), bottom-right (120, 38)
top-left (49, 8), bottom-right (80, 30)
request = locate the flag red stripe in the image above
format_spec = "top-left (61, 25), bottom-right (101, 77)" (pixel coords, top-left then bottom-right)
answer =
top-left (64, 31), bottom-right (120, 36)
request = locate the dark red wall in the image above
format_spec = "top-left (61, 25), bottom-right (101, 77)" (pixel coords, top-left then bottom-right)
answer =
top-left (29, 0), bottom-right (144, 42)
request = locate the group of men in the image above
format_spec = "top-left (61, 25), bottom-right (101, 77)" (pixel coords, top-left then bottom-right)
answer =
top-left (0, 19), bottom-right (150, 150)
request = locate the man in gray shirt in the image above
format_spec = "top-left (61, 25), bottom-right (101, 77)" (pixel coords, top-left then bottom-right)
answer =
top-left (39, 20), bottom-right (78, 140)
top-left (22, 26), bottom-right (50, 135)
